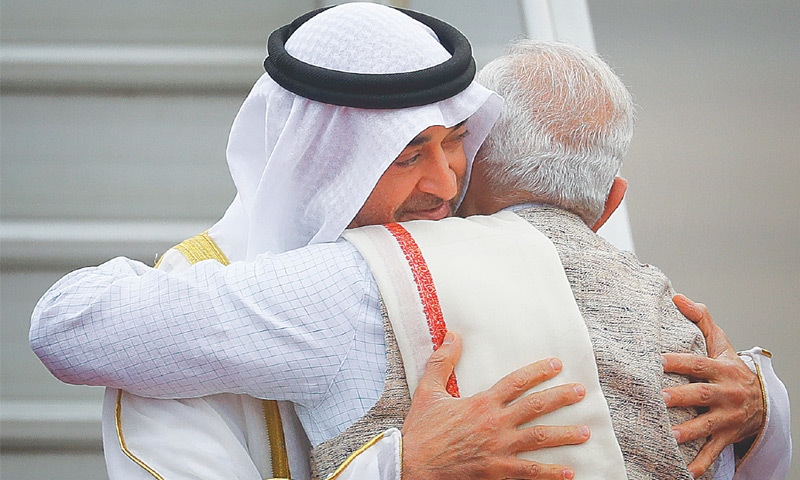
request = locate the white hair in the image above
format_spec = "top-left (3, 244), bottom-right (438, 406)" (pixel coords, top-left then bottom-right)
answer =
top-left (475, 40), bottom-right (635, 225)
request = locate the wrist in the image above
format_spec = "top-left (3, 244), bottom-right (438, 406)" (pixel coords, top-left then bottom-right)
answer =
top-left (733, 348), bottom-right (768, 460)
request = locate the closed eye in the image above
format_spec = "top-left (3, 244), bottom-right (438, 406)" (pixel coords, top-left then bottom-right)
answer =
top-left (393, 154), bottom-right (420, 168)
top-left (443, 129), bottom-right (471, 149)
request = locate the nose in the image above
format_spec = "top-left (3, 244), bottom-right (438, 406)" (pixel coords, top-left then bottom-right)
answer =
top-left (417, 147), bottom-right (460, 201)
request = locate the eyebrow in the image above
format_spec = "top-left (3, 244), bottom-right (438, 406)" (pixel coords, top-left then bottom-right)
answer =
top-left (405, 119), bottom-right (469, 147)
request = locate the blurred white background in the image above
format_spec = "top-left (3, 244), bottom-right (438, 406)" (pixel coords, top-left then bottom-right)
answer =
top-left (1, 1), bottom-right (797, 478)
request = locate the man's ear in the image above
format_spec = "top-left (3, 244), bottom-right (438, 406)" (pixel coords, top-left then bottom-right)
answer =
top-left (591, 177), bottom-right (627, 232)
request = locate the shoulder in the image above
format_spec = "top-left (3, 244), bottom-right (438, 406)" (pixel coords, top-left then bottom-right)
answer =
top-left (155, 247), bottom-right (193, 273)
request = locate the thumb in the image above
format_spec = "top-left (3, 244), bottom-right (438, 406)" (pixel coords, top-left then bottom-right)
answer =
top-left (673, 294), bottom-right (732, 358)
top-left (416, 332), bottom-right (461, 399)
top-left (673, 294), bottom-right (704, 324)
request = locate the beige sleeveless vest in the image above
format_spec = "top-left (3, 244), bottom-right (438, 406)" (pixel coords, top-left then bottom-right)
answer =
top-left (319, 212), bottom-right (628, 479)
top-left (516, 206), bottom-right (713, 479)
top-left (314, 210), bottom-right (711, 480)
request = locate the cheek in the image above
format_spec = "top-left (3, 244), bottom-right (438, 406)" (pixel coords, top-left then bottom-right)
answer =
top-left (351, 201), bottom-right (384, 228)
top-left (381, 172), bottom-right (420, 202)
top-left (355, 175), bottom-right (415, 225)
top-left (452, 150), bottom-right (469, 182)
top-left (358, 194), bottom-right (390, 225)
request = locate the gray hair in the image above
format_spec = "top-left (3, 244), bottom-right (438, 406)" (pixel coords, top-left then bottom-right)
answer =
top-left (475, 40), bottom-right (635, 225)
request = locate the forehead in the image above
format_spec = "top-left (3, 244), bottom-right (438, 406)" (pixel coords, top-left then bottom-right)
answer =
top-left (405, 120), bottom-right (468, 147)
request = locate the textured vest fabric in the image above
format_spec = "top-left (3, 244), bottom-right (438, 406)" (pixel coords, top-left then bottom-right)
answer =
top-left (313, 208), bottom-right (714, 479)
top-left (311, 303), bottom-right (411, 480)
top-left (354, 213), bottom-right (633, 478)
top-left (325, 213), bottom-right (631, 479)
top-left (515, 206), bottom-right (713, 480)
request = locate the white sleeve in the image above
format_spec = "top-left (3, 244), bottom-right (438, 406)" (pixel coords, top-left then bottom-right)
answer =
top-left (733, 347), bottom-right (792, 480)
top-left (325, 428), bottom-right (403, 480)
top-left (30, 240), bottom-right (375, 403)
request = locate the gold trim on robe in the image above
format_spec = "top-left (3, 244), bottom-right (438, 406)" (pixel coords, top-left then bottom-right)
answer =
top-left (116, 231), bottom-right (290, 480)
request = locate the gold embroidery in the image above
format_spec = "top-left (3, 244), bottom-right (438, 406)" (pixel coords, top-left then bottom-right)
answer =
top-left (172, 231), bottom-right (231, 266)
top-left (263, 400), bottom-right (291, 479)
top-left (116, 232), bottom-right (289, 479)
top-left (398, 429), bottom-right (404, 480)
top-left (115, 390), bottom-right (165, 480)
top-left (326, 432), bottom-right (387, 480)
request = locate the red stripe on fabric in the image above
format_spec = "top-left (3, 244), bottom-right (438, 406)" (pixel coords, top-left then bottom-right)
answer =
top-left (384, 222), bottom-right (460, 398)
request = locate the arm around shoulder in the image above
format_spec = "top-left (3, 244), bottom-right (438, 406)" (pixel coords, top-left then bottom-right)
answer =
top-left (29, 242), bottom-right (372, 400)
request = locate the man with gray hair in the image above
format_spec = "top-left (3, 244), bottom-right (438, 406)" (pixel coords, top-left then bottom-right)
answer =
top-left (459, 39), bottom-right (711, 479)
top-left (330, 39), bottom-right (787, 479)
top-left (456, 39), bottom-right (788, 479)
top-left (320, 38), bottom-right (701, 479)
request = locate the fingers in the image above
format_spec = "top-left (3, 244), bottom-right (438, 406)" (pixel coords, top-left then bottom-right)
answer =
top-left (510, 424), bottom-right (591, 453)
top-left (508, 383), bottom-right (587, 426)
top-left (662, 381), bottom-right (718, 409)
top-left (664, 351), bottom-right (764, 446)
top-left (685, 437), bottom-right (727, 479)
top-left (489, 357), bottom-right (565, 405)
top-left (495, 458), bottom-right (577, 480)
top-left (416, 332), bottom-right (462, 399)
top-left (671, 409), bottom-right (731, 444)
top-left (662, 352), bottom-right (720, 381)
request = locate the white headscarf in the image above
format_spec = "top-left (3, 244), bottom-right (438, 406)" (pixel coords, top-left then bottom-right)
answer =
top-left (210, 3), bottom-right (502, 259)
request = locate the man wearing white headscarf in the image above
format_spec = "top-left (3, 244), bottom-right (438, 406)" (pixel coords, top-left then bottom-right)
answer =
top-left (31, 4), bottom-right (591, 480)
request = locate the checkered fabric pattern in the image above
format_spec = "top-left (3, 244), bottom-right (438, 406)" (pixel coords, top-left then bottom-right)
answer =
top-left (31, 239), bottom-right (387, 446)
